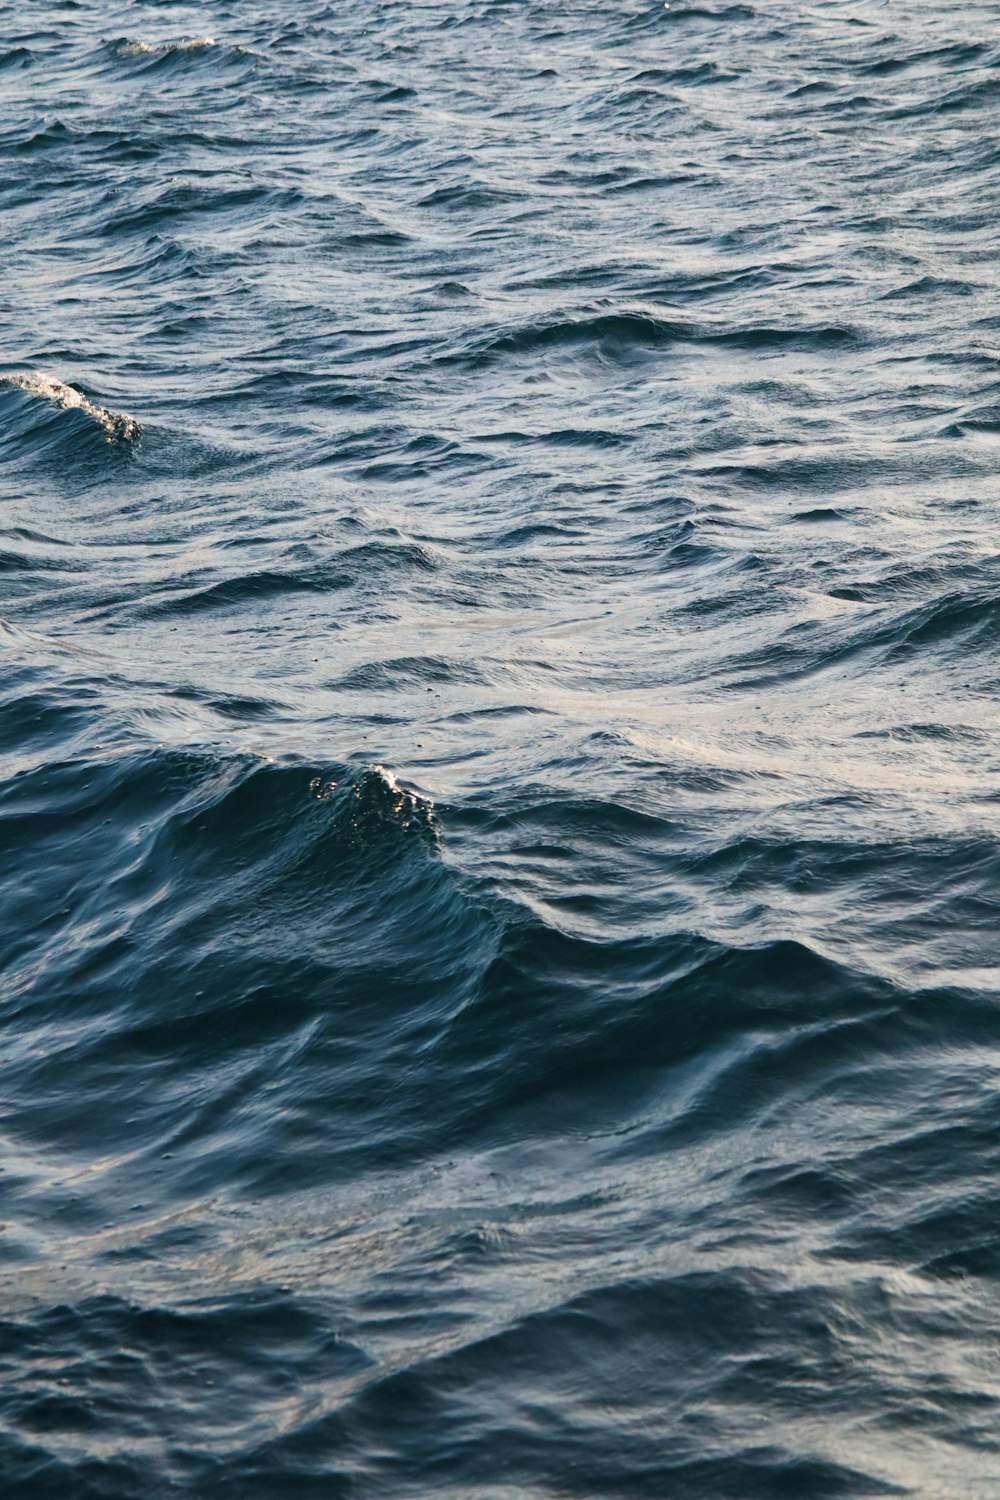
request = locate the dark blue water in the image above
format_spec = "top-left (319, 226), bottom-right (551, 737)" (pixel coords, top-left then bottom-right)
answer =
top-left (3, 0), bottom-right (1000, 1493)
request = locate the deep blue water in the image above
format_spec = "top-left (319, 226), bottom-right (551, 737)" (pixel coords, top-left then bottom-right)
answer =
top-left (3, 0), bottom-right (1000, 1493)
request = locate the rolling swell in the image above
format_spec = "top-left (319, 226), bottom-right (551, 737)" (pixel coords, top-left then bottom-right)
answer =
top-left (3, 0), bottom-right (1000, 1494)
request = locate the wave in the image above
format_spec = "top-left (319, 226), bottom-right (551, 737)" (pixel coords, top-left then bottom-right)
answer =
top-left (0, 46), bottom-right (32, 71)
top-left (104, 36), bottom-right (261, 77)
top-left (7, 714), bottom-right (992, 1196)
top-left (447, 310), bottom-right (861, 367)
top-left (624, 2), bottom-right (758, 32)
top-left (940, 405), bottom-right (1000, 438)
top-left (717, 578), bottom-right (1000, 690)
top-left (0, 373), bottom-right (141, 455)
top-left (134, 539), bottom-right (440, 619)
top-left (111, 36), bottom-right (219, 57)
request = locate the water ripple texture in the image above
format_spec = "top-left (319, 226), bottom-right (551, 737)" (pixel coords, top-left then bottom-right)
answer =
top-left (2, 0), bottom-right (1000, 1495)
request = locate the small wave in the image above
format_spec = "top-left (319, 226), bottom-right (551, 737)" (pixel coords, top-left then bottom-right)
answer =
top-left (467, 310), bottom-right (688, 362)
top-left (940, 406), bottom-right (1000, 439)
top-left (330, 654), bottom-right (494, 692)
top-left (141, 569), bottom-right (330, 618)
top-left (0, 372), bottom-right (140, 445)
top-left (112, 37), bottom-right (218, 58)
top-left (137, 540), bottom-right (439, 619)
top-left (12, 118), bottom-right (79, 153)
top-left (789, 506), bottom-right (846, 523)
top-left (880, 275), bottom-right (975, 301)
top-left (625, 2), bottom-right (757, 29)
top-left (105, 36), bottom-right (261, 78)
top-left (451, 310), bottom-right (860, 368)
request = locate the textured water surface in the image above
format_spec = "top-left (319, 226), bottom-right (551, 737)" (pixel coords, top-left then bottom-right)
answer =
top-left (3, 0), bottom-right (1000, 1494)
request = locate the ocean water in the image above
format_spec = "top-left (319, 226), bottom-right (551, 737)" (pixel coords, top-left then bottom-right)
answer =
top-left (3, 0), bottom-right (1000, 1493)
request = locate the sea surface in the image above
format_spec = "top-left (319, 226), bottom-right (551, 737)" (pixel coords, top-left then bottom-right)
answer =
top-left (2, 0), bottom-right (1000, 1494)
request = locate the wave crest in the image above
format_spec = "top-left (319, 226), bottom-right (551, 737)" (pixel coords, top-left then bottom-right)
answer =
top-left (0, 372), bottom-right (140, 444)
top-left (111, 36), bottom-right (217, 58)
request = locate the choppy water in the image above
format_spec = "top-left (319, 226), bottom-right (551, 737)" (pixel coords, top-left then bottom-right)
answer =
top-left (3, 0), bottom-right (1000, 1493)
